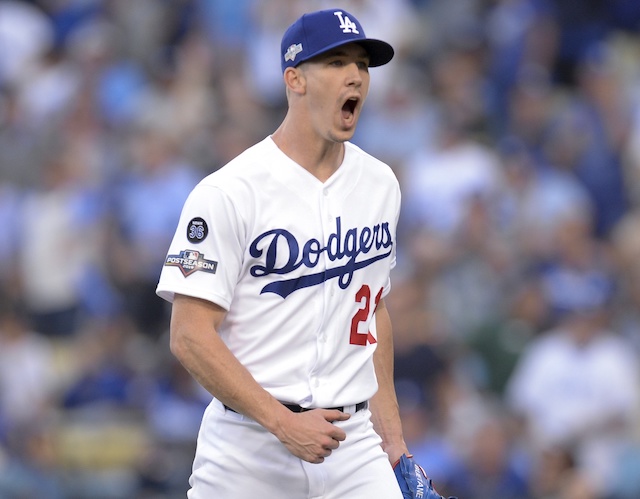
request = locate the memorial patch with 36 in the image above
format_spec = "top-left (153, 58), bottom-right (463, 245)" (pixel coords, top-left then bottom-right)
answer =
top-left (165, 250), bottom-right (218, 277)
top-left (187, 217), bottom-right (208, 243)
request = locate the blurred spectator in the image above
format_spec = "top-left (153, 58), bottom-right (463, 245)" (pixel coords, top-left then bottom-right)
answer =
top-left (484, 0), bottom-right (558, 136)
top-left (428, 43), bottom-right (490, 138)
top-left (395, 379), bottom-right (462, 496)
top-left (466, 274), bottom-right (551, 395)
top-left (0, 1), bottom-right (53, 87)
top-left (243, 0), bottom-right (309, 110)
top-left (353, 64), bottom-right (439, 168)
top-left (401, 115), bottom-right (510, 339)
top-left (505, 265), bottom-right (640, 497)
top-left (607, 439), bottom-right (640, 499)
top-left (402, 111), bottom-right (503, 239)
top-left (64, 15), bottom-right (148, 132)
top-left (16, 45), bottom-right (81, 129)
top-left (0, 183), bottom-right (21, 288)
top-left (0, 294), bottom-right (60, 435)
top-left (106, 124), bottom-right (200, 338)
top-left (501, 63), bottom-right (557, 163)
top-left (542, 43), bottom-right (631, 237)
top-left (15, 144), bottom-right (105, 337)
top-left (134, 354), bottom-right (209, 495)
top-left (446, 405), bottom-right (530, 498)
top-left (549, 0), bottom-right (615, 88)
top-left (60, 320), bottom-right (144, 413)
top-left (131, 29), bottom-right (219, 164)
top-left (528, 444), bottom-right (594, 499)
top-left (0, 417), bottom-right (65, 499)
top-left (144, 354), bottom-right (209, 445)
top-left (496, 135), bottom-right (594, 263)
top-left (197, 0), bottom-right (253, 53)
top-left (0, 82), bottom-right (59, 188)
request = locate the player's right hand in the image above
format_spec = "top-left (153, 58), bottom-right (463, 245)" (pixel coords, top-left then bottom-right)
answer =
top-left (274, 408), bottom-right (350, 464)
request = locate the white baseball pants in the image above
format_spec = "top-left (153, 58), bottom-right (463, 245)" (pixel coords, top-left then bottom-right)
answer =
top-left (186, 399), bottom-right (404, 498)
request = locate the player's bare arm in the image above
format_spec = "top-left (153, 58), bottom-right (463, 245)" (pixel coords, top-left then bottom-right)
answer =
top-left (169, 293), bottom-right (349, 463)
top-left (369, 298), bottom-right (409, 464)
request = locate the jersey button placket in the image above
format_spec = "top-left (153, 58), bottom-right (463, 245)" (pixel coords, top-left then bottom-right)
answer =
top-left (311, 185), bottom-right (334, 398)
top-left (323, 188), bottom-right (332, 220)
top-left (320, 185), bottom-right (334, 326)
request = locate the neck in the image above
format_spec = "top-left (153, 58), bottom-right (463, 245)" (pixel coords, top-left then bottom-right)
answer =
top-left (271, 116), bottom-right (345, 183)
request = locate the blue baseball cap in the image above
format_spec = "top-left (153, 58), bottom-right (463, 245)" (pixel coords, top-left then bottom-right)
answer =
top-left (281, 9), bottom-right (394, 72)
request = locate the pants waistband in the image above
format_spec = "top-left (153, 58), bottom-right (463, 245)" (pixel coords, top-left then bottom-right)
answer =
top-left (224, 400), bottom-right (368, 415)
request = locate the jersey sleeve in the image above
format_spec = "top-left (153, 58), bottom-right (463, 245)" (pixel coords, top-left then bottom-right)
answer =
top-left (156, 183), bottom-right (244, 310)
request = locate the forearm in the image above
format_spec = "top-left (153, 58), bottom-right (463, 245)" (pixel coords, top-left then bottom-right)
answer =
top-left (370, 299), bottom-right (408, 463)
top-left (169, 294), bottom-right (290, 434)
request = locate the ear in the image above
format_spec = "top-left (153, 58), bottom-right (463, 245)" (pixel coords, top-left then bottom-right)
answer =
top-left (283, 66), bottom-right (306, 95)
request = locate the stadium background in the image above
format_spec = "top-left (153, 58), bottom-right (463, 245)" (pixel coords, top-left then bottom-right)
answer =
top-left (3, 0), bottom-right (640, 497)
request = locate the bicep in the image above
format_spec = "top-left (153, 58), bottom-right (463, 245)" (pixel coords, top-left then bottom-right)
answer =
top-left (169, 294), bottom-right (227, 357)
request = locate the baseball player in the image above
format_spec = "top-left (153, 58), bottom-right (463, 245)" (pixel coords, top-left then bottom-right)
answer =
top-left (157, 8), bottom-right (451, 499)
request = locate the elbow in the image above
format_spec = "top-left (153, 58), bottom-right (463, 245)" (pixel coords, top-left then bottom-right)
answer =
top-left (169, 326), bottom-right (188, 362)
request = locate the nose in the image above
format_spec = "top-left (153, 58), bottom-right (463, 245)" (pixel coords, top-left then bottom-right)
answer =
top-left (346, 62), bottom-right (363, 87)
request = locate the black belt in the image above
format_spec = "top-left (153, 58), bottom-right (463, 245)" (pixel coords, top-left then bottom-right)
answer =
top-left (224, 400), bottom-right (368, 414)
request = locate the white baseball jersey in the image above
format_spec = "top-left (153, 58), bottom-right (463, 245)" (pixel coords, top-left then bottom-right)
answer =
top-left (156, 136), bottom-right (400, 408)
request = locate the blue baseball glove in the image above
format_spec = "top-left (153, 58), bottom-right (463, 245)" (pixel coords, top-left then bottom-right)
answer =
top-left (393, 454), bottom-right (455, 499)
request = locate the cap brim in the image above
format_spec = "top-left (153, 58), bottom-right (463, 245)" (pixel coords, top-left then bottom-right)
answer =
top-left (294, 38), bottom-right (394, 69)
top-left (357, 39), bottom-right (395, 67)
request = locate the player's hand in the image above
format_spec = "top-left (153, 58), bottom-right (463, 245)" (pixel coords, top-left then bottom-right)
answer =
top-left (274, 408), bottom-right (350, 463)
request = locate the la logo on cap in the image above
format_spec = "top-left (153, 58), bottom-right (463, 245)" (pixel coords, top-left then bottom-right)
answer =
top-left (334, 11), bottom-right (359, 34)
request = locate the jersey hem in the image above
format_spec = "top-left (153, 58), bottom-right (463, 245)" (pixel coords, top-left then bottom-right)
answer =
top-left (156, 285), bottom-right (231, 311)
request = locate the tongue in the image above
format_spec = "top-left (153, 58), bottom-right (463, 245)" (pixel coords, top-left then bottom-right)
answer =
top-left (342, 104), bottom-right (353, 120)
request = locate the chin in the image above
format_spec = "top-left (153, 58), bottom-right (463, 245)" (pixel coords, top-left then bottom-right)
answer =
top-left (330, 128), bottom-right (356, 143)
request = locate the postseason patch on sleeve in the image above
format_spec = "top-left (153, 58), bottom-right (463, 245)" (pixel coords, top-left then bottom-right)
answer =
top-left (165, 250), bottom-right (218, 277)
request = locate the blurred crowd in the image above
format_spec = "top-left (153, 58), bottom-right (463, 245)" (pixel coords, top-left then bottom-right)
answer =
top-left (2, 0), bottom-right (640, 497)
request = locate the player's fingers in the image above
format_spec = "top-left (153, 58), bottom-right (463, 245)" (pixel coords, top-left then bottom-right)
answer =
top-left (322, 434), bottom-right (342, 450)
top-left (326, 424), bottom-right (347, 443)
top-left (323, 409), bottom-right (351, 422)
top-left (307, 446), bottom-right (332, 464)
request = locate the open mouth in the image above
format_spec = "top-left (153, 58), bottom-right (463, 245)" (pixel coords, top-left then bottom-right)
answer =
top-left (341, 97), bottom-right (359, 120)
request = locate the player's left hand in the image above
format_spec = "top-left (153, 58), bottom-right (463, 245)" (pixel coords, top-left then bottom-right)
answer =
top-left (393, 454), bottom-right (456, 499)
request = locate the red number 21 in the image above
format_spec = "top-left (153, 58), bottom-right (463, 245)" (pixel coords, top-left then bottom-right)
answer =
top-left (349, 285), bottom-right (383, 346)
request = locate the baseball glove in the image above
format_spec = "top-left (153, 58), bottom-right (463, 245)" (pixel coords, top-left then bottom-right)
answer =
top-left (393, 454), bottom-right (455, 499)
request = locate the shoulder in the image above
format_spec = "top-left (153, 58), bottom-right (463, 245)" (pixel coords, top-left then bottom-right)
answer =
top-left (198, 138), bottom-right (274, 189)
top-left (345, 141), bottom-right (399, 186)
